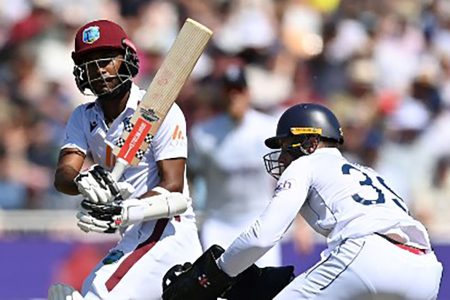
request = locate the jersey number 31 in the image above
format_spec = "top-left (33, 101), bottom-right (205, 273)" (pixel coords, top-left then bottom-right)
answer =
top-left (342, 163), bottom-right (408, 213)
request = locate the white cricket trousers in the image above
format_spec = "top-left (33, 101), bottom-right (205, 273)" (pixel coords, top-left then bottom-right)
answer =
top-left (82, 217), bottom-right (202, 300)
top-left (275, 234), bottom-right (443, 299)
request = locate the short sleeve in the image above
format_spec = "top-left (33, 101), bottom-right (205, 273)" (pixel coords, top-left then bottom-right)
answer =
top-left (151, 103), bottom-right (187, 161)
top-left (61, 105), bottom-right (88, 154)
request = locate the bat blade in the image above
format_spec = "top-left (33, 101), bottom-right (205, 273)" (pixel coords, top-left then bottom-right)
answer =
top-left (110, 19), bottom-right (212, 180)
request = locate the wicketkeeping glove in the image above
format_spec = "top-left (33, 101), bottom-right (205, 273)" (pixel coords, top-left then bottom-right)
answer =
top-left (222, 264), bottom-right (295, 299)
top-left (162, 245), bottom-right (295, 300)
top-left (162, 245), bottom-right (233, 300)
top-left (74, 164), bottom-right (134, 203)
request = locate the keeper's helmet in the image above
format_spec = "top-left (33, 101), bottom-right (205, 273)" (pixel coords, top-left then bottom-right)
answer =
top-left (72, 19), bottom-right (139, 96)
top-left (263, 103), bottom-right (344, 179)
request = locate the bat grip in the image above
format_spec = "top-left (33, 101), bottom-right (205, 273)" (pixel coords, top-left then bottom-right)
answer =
top-left (111, 159), bottom-right (129, 182)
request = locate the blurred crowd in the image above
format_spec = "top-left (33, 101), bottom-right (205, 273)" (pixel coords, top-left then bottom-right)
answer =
top-left (1, 0), bottom-right (450, 239)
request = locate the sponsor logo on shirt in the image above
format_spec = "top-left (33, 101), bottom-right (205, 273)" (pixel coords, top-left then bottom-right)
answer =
top-left (170, 125), bottom-right (185, 146)
top-left (274, 179), bottom-right (293, 195)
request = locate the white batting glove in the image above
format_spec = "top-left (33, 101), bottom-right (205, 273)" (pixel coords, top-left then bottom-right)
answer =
top-left (74, 164), bottom-right (134, 203)
top-left (48, 283), bottom-right (84, 300)
top-left (76, 198), bottom-right (142, 234)
top-left (76, 209), bottom-right (120, 234)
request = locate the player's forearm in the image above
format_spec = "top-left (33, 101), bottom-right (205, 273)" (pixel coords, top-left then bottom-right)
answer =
top-left (54, 165), bottom-right (80, 195)
top-left (138, 180), bottom-right (183, 199)
top-left (155, 158), bottom-right (186, 194)
top-left (219, 191), bottom-right (302, 276)
top-left (218, 238), bottom-right (271, 277)
top-left (216, 216), bottom-right (283, 277)
top-left (138, 178), bottom-right (184, 198)
top-left (157, 179), bottom-right (184, 193)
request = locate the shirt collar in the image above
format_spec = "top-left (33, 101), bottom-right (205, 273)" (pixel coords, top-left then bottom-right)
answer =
top-left (93, 83), bottom-right (145, 116)
top-left (313, 147), bottom-right (343, 157)
top-left (93, 83), bottom-right (146, 128)
top-left (125, 83), bottom-right (146, 112)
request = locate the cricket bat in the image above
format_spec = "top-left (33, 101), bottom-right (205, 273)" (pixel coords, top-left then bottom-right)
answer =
top-left (110, 18), bottom-right (212, 181)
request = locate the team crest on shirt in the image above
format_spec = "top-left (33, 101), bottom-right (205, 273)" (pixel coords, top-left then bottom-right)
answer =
top-left (82, 26), bottom-right (100, 44)
top-left (103, 249), bottom-right (124, 265)
top-left (274, 179), bottom-right (294, 195)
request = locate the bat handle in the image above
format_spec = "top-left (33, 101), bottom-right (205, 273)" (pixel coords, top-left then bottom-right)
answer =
top-left (111, 158), bottom-right (129, 181)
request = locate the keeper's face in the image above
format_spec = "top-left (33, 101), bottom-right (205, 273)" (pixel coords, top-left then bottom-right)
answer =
top-left (263, 137), bottom-right (299, 180)
top-left (279, 138), bottom-right (299, 168)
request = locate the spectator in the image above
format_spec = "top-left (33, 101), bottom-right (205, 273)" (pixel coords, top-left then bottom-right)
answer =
top-left (413, 155), bottom-right (450, 239)
top-left (375, 98), bottom-right (431, 205)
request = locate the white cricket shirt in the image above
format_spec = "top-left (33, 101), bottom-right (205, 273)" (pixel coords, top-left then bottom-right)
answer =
top-left (218, 147), bottom-right (431, 276)
top-left (62, 83), bottom-right (191, 200)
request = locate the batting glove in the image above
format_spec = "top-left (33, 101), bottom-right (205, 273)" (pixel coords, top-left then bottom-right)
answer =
top-left (76, 200), bottom-right (122, 233)
top-left (74, 164), bottom-right (134, 203)
top-left (76, 198), bottom-right (146, 233)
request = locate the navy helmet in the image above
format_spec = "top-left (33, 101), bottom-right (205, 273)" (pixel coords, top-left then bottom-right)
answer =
top-left (265, 103), bottom-right (344, 149)
top-left (263, 103), bottom-right (344, 179)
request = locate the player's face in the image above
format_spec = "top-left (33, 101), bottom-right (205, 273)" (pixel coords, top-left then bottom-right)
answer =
top-left (279, 138), bottom-right (297, 169)
top-left (79, 49), bottom-right (125, 95)
top-left (263, 137), bottom-right (300, 180)
top-left (225, 89), bottom-right (250, 121)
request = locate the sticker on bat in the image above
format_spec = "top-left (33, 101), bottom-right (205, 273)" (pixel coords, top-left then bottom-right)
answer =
top-left (139, 108), bottom-right (160, 122)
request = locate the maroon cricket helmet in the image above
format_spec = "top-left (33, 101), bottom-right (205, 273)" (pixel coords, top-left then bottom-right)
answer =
top-left (72, 19), bottom-right (137, 64)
